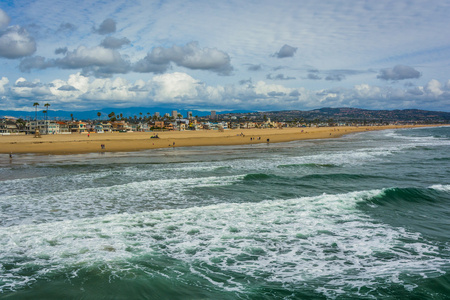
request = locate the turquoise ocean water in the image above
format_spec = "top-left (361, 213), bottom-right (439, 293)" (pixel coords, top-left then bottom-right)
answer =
top-left (0, 126), bottom-right (449, 299)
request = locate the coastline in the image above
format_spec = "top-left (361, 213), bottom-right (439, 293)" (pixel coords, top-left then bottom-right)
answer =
top-left (0, 125), bottom-right (442, 156)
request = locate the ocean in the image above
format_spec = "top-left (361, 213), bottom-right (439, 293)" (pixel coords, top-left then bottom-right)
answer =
top-left (0, 126), bottom-right (449, 299)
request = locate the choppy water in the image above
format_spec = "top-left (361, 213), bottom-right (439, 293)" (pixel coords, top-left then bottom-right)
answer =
top-left (1, 127), bottom-right (449, 299)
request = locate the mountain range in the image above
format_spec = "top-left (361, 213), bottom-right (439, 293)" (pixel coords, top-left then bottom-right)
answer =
top-left (225, 107), bottom-right (450, 123)
top-left (1, 107), bottom-right (449, 123)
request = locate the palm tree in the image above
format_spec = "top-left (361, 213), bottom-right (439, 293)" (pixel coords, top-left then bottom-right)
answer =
top-left (97, 112), bottom-right (101, 121)
top-left (108, 112), bottom-right (115, 121)
top-left (33, 102), bottom-right (39, 121)
top-left (42, 110), bottom-right (47, 133)
top-left (70, 113), bottom-right (74, 121)
top-left (44, 103), bottom-right (50, 134)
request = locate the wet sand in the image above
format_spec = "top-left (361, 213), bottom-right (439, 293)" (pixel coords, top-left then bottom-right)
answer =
top-left (0, 125), bottom-right (436, 155)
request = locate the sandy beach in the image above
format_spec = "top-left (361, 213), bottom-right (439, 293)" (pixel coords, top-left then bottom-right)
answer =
top-left (0, 125), bottom-right (437, 155)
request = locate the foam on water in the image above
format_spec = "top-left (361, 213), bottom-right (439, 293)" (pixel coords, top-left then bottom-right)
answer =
top-left (1, 189), bottom-right (447, 297)
top-left (189, 146), bottom-right (406, 173)
top-left (1, 127), bottom-right (449, 297)
top-left (1, 162), bottom-right (235, 195)
top-left (430, 184), bottom-right (450, 192)
top-left (0, 174), bottom-right (244, 227)
top-left (384, 130), bottom-right (450, 146)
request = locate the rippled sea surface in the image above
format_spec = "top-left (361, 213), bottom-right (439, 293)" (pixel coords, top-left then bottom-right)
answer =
top-left (1, 127), bottom-right (449, 299)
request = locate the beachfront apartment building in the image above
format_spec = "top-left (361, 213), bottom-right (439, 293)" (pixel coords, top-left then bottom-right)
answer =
top-left (26, 120), bottom-right (60, 134)
top-left (93, 124), bottom-right (104, 133)
top-left (47, 122), bottom-right (60, 134)
top-left (241, 122), bottom-right (257, 129)
top-left (140, 122), bottom-right (150, 131)
top-left (101, 122), bottom-right (112, 132)
top-left (165, 122), bottom-right (174, 130)
top-left (111, 120), bottom-right (131, 132)
top-left (202, 122), bottom-right (228, 130)
top-left (57, 122), bottom-right (70, 133)
top-left (130, 123), bottom-right (138, 132)
top-left (153, 121), bottom-right (164, 129)
top-left (69, 121), bottom-right (87, 133)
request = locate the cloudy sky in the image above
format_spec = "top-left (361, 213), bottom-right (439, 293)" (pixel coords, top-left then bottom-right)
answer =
top-left (0, 0), bottom-right (449, 112)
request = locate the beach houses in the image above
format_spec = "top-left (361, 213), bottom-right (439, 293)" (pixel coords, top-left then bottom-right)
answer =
top-left (101, 122), bottom-right (112, 132)
top-left (111, 120), bottom-right (131, 132)
top-left (69, 121), bottom-right (87, 133)
top-left (0, 119), bottom-right (19, 134)
top-left (93, 123), bottom-right (104, 133)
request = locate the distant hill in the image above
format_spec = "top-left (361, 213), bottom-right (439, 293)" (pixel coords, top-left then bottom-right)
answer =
top-left (1, 107), bottom-right (449, 123)
top-left (224, 107), bottom-right (450, 123)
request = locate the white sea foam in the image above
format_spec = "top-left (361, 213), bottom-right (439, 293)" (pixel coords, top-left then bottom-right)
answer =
top-left (1, 127), bottom-right (448, 296)
top-left (0, 189), bottom-right (447, 296)
top-left (186, 146), bottom-right (401, 172)
top-left (429, 184), bottom-right (450, 192)
top-left (273, 145), bottom-right (405, 169)
top-left (384, 130), bottom-right (450, 147)
top-left (0, 174), bottom-right (244, 227)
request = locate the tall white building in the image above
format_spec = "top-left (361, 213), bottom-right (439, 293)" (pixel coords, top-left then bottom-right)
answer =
top-left (171, 110), bottom-right (178, 118)
top-left (211, 110), bottom-right (216, 119)
top-left (26, 120), bottom-right (60, 134)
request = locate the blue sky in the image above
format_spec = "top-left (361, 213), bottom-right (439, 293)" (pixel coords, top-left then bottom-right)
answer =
top-left (0, 0), bottom-right (449, 112)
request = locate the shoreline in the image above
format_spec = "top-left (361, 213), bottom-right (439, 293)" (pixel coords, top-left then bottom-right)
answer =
top-left (0, 125), bottom-right (444, 156)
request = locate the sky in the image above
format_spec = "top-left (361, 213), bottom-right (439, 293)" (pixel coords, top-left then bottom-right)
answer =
top-left (0, 0), bottom-right (449, 113)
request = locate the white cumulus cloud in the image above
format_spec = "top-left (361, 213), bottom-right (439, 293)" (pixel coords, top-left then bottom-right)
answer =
top-left (134, 42), bottom-right (233, 75)
top-left (425, 79), bottom-right (443, 97)
top-left (0, 8), bottom-right (10, 29)
top-left (0, 76), bottom-right (9, 94)
top-left (56, 46), bottom-right (125, 68)
top-left (0, 26), bottom-right (36, 59)
top-left (152, 72), bottom-right (200, 102)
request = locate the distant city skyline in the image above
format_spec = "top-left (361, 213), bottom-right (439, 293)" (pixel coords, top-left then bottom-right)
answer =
top-left (0, 0), bottom-right (449, 112)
